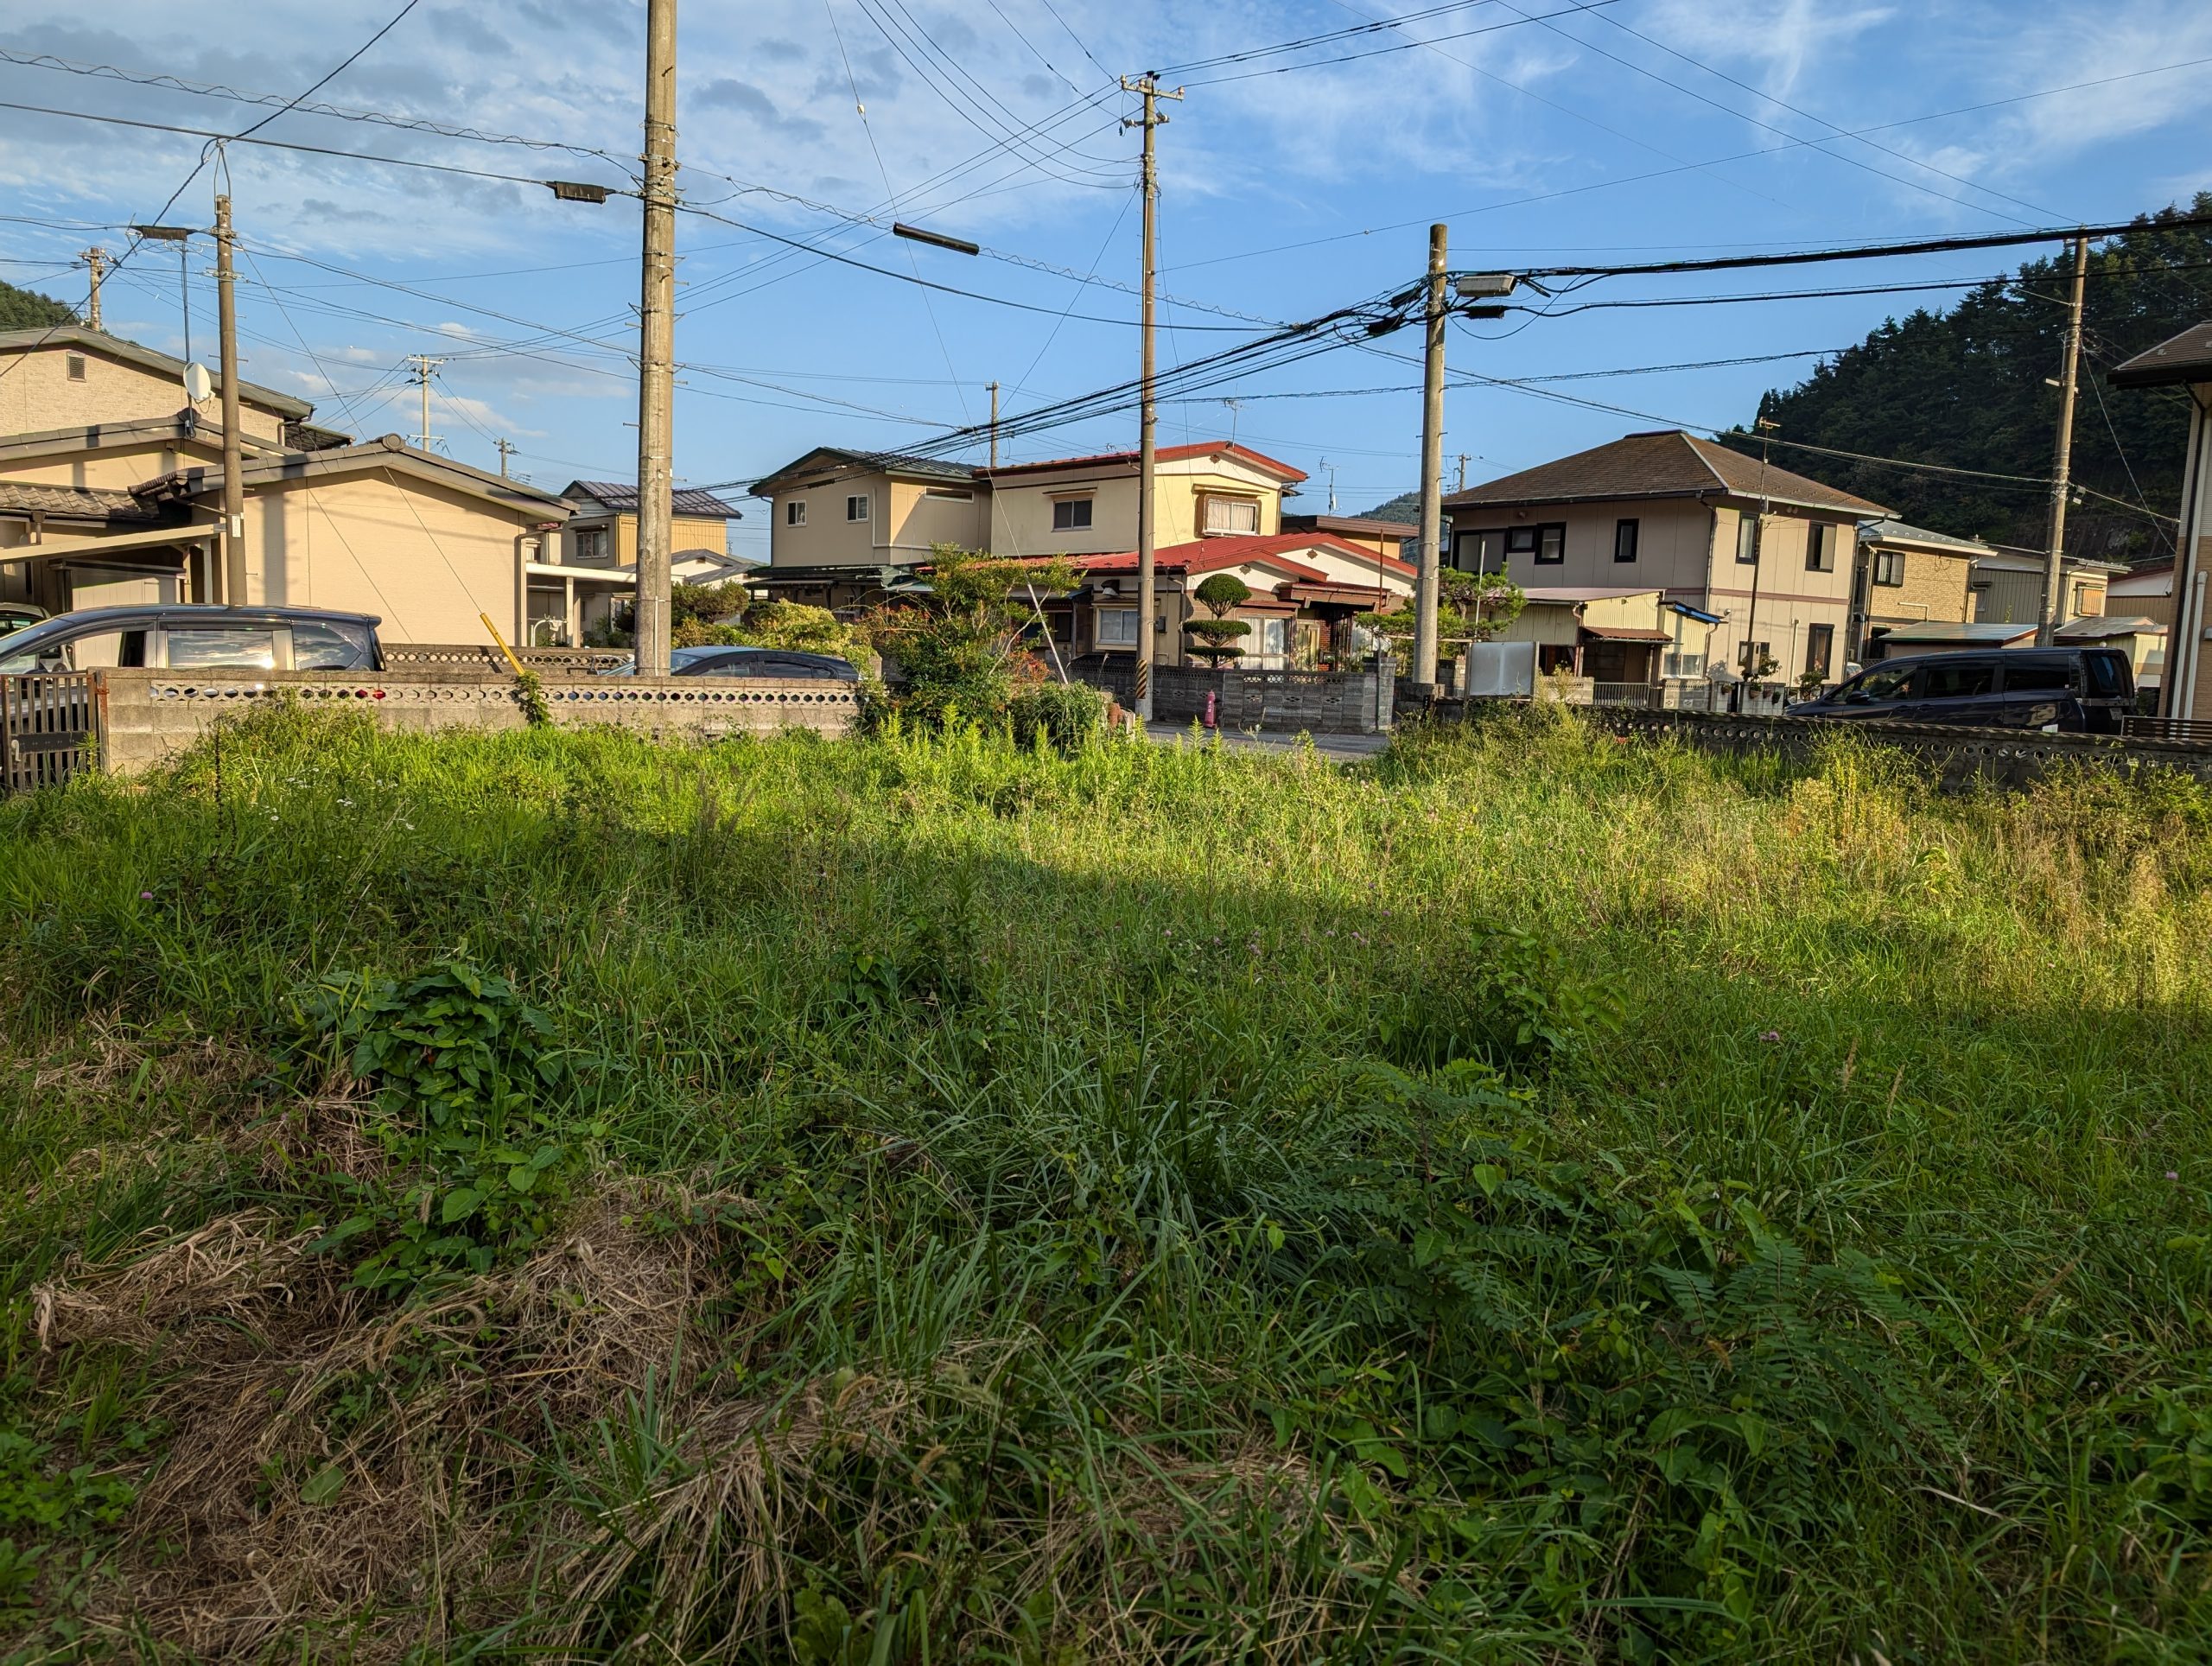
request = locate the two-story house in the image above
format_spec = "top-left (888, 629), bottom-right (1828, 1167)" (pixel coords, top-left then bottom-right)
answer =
top-left (0, 326), bottom-right (575, 647)
top-left (748, 438), bottom-right (1414, 668)
top-left (1442, 429), bottom-right (1890, 689)
top-left (2109, 321), bottom-right (2212, 721)
top-left (545, 480), bottom-right (751, 645)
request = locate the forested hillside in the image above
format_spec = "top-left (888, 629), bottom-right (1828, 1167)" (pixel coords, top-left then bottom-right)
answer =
top-left (0, 277), bottom-right (76, 331)
top-left (1728, 196), bottom-right (2212, 565)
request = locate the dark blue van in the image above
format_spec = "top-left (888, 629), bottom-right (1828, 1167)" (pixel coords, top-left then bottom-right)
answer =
top-left (1788, 647), bottom-right (2133, 734)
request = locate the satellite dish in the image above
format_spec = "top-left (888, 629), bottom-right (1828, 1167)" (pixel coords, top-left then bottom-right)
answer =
top-left (181, 362), bottom-right (213, 404)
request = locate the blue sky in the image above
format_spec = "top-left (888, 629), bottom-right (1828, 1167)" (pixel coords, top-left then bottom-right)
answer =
top-left (3, 0), bottom-right (2209, 562)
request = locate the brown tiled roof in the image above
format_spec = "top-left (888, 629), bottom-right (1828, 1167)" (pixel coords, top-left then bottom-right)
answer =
top-left (1444, 429), bottom-right (1890, 517)
top-left (2108, 321), bottom-right (2212, 390)
top-left (0, 480), bottom-right (161, 522)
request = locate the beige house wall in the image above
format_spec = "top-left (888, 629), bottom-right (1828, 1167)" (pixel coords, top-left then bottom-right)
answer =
top-left (0, 347), bottom-right (289, 446)
top-left (3, 435), bottom-right (220, 492)
top-left (885, 478), bottom-right (985, 556)
top-left (989, 457), bottom-right (1287, 558)
top-left (1454, 497), bottom-right (1719, 594)
top-left (241, 471), bottom-right (542, 645)
top-left (763, 468), bottom-right (902, 567)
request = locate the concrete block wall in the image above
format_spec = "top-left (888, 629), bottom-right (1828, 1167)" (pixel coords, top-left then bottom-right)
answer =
top-left (95, 668), bottom-right (855, 775)
top-left (1072, 657), bottom-right (1393, 734)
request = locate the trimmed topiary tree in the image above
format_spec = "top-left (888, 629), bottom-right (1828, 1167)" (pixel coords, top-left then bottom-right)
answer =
top-left (1185, 572), bottom-right (1254, 666)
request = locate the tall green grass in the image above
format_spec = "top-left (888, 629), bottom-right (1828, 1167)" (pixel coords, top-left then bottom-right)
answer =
top-left (0, 703), bottom-right (2207, 1662)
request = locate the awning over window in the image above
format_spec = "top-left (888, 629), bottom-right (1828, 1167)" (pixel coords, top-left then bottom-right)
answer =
top-left (1580, 624), bottom-right (1673, 643)
top-left (1666, 601), bottom-right (1721, 625)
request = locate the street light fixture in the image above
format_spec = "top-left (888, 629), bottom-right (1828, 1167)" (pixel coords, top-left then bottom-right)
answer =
top-left (1454, 272), bottom-right (1518, 298)
top-left (893, 221), bottom-right (980, 256)
top-left (130, 225), bottom-right (199, 242)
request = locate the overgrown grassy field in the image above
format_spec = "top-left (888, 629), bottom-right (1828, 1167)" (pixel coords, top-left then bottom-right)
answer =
top-left (1, 705), bottom-right (2208, 1663)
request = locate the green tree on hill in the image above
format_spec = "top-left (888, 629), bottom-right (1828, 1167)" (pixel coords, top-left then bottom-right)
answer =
top-left (0, 277), bottom-right (77, 331)
top-left (1724, 195), bottom-right (2212, 565)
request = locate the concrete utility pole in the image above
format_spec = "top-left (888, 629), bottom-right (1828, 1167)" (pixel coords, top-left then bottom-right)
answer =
top-left (1455, 452), bottom-right (1469, 494)
top-left (632, 0), bottom-right (680, 678)
top-left (988, 380), bottom-right (1000, 470)
top-left (214, 194), bottom-right (245, 607)
top-left (79, 248), bottom-right (106, 332)
top-left (2037, 232), bottom-right (2089, 646)
top-left (1412, 222), bottom-right (1448, 701)
top-left (1738, 417), bottom-right (1779, 701)
top-left (405, 355), bottom-right (445, 451)
top-left (495, 438), bottom-right (519, 477)
top-left (1122, 73), bottom-right (1181, 722)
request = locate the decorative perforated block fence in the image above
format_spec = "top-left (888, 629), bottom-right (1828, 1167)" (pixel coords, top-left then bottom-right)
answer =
top-left (0, 668), bottom-right (856, 785)
top-left (379, 643), bottom-right (632, 673)
top-left (1414, 702), bottom-right (2212, 790)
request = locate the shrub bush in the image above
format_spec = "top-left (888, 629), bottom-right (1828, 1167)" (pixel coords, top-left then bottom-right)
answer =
top-left (1008, 681), bottom-right (1107, 752)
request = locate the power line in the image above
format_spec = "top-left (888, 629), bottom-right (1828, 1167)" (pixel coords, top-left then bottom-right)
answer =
top-left (1521, 213), bottom-right (2212, 279)
top-left (0, 46), bottom-right (626, 167)
top-left (1166, 55), bottom-right (2212, 275)
top-left (0, 99), bottom-right (623, 193)
top-left (230, 0), bottom-right (425, 141)
top-left (1178, 0), bottom-right (1629, 86)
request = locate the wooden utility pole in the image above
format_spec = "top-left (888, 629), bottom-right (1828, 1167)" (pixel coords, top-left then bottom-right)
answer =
top-left (1122, 73), bottom-right (1181, 721)
top-left (988, 380), bottom-right (1000, 470)
top-left (215, 194), bottom-right (245, 607)
top-left (1412, 222), bottom-right (1448, 700)
top-left (79, 248), bottom-right (106, 332)
top-left (495, 438), bottom-right (519, 477)
top-left (2037, 232), bottom-right (2088, 646)
top-left (633, 0), bottom-right (680, 678)
top-left (406, 355), bottom-right (445, 451)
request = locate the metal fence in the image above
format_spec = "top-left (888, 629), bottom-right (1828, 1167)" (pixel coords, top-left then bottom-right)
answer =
top-left (2124, 715), bottom-right (2212, 746)
top-left (2, 671), bottom-right (102, 794)
top-left (1591, 681), bottom-right (1657, 709)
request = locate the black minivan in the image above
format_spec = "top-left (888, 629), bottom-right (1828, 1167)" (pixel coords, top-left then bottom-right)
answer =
top-left (1788, 646), bottom-right (2134, 734)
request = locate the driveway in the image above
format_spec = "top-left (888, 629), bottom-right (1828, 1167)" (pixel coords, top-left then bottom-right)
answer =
top-left (1140, 723), bottom-right (1393, 761)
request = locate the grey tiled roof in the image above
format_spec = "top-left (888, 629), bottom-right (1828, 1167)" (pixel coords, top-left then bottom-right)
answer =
top-left (0, 480), bottom-right (161, 522)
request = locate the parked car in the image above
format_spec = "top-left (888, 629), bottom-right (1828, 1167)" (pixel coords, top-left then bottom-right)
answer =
top-left (0, 602), bottom-right (48, 641)
top-left (599, 645), bottom-right (859, 682)
top-left (0, 606), bottom-right (383, 676)
top-left (1787, 646), bottom-right (2133, 733)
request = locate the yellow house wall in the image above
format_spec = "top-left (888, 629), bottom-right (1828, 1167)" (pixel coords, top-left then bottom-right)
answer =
top-left (764, 471), bottom-right (895, 568)
top-left (0, 345), bottom-right (289, 445)
top-left (1866, 546), bottom-right (1974, 630)
top-left (244, 471), bottom-right (540, 643)
top-left (1705, 505), bottom-right (1856, 680)
top-left (1458, 497), bottom-right (1718, 594)
top-left (593, 512), bottom-right (732, 568)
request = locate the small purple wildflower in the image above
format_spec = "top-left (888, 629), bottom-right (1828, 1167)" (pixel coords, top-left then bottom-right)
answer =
top-left (2168, 1171), bottom-right (2181, 1182)
top-left (1758, 1030), bottom-right (1782, 1044)
top-left (139, 891), bottom-right (154, 900)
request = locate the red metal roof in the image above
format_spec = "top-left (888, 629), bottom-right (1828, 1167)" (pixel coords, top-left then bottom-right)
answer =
top-left (1073, 531), bottom-right (1405, 584)
top-left (983, 440), bottom-right (1307, 483)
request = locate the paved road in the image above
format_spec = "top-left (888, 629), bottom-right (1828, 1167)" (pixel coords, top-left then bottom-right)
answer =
top-left (1140, 723), bottom-right (1392, 760)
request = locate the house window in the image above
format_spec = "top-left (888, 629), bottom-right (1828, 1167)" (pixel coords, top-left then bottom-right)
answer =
top-left (1872, 549), bottom-right (1905, 587)
top-left (1199, 493), bottom-right (1261, 536)
top-left (785, 500), bottom-right (807, 526)
top-left (570, 525), bottom-right (610, 565)
top-left (846, 494), bottom-right (870, 522)
top-left (2072, 582), bottom-right (2099, 616)
top-left (1804, 623), bottom-right (1834, 682)
top-left (1736, 512), bottom-right (1760, 564)
top-left (1095, 607), bottom-right (1139, 648)
top-left (1738, 639), bottom-right (1773, 676)
top-left (924, 486), bottom-right (974, 500)
top-left (1664, 611), bottom-right (1704, 679)
top-left (1806, 522), bottom-right (1837, 573)
top-left (1455, 528), bottom-right (1506, 573)
top-left (1052, 497), bottom-right (1094, 531)
top-left (1535, 523), bottom-right (1565, 564)
top-left (1614, 518), bottom-right (1639, 564)
top-left (66, 353), bottom-right (86, 382)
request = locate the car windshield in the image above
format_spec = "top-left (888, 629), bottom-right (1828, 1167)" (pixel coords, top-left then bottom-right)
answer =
top-left (0, 616), bottom-right (80, 675)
